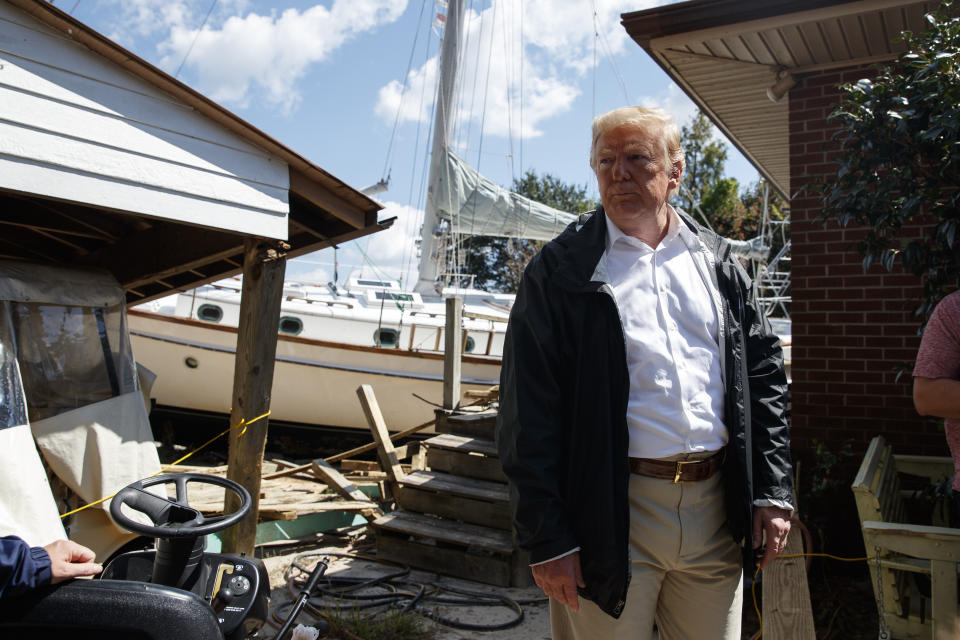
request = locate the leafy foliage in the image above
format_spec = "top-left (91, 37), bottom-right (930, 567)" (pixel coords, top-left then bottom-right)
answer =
top-left (677, 112), bottom-right (787, 243)
top-left (677, 111), bottom-right (728, 214)
top-left (460, 170), bottom-right (597, 293)
top-left (822, 0), bottom-right (960, 321)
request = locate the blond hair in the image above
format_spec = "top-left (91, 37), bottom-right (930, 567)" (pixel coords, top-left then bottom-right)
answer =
top-left (589, 106), bottom-right (685, 197)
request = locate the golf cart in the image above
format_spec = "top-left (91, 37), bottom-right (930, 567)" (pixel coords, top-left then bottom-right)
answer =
top-left (0, 472), bottom-right (270, 639)
top-left (0, 261), bottom-right (268, 637)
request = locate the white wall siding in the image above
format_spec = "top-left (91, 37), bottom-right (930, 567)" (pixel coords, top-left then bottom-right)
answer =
top-left (0, 3), bottom-right (290, 239)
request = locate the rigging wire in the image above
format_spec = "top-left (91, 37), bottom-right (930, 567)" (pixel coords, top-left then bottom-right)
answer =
top-left (596, 16), bottom-right (632, 104)
top-left (519, 0), bottom-right (524, 180)
top-left (591, 0), bottom-right (598, 117)
top-left (474, 0), bottom-right (497, 175)
top-left (175, 0), bottom-right (218, 79)
top-left (503, 0), bottom-right (516, 183)
top-left (398, 4), bottom-right (441, 288)
top-left (382, 0), bottom-right (430, 182)
top-left (462, 0), bottom-right (486, 160)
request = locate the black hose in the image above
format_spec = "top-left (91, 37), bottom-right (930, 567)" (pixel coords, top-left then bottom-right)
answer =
top-left (271, 551), bottom-right (536, 632)
top-left (274, 556), bottom-right (329, 640)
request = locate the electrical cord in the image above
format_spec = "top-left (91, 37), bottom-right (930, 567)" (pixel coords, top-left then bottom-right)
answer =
top-left (269, 551), bottom-right (532, 633)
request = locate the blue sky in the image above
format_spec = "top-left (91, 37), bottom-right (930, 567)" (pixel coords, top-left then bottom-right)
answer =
top-left (54, 0), bottom-right (761, 288)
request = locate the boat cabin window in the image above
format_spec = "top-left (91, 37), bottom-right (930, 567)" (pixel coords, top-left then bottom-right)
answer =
top-left (358, 279), bottom-right (394, 288)
top-left (362, 290), bottom-right (423, 309)
top-left (374, 328), bottom-right (399, 348)
top-left (279, 316), bottom-right (303, 335)
top-left (464, 336), bottom-right (475, 353)
top-left (374, 292), bottom-right (415, 303)
top-left (197, 304), bottom-right (223, 323)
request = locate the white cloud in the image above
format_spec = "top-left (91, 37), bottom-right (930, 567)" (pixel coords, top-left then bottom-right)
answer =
top-left (375, 0), bottom-right (672, 140)
top-left (156, 1), bottom-right (407, 112)
top-left (289, 200), bottom-right (424, 286)
top-left (93, 1), bottom-right (406, 112)
top-left (640, 82), bottom-right (699, 129)
top-left (95, 0), bottom-right (248, 46)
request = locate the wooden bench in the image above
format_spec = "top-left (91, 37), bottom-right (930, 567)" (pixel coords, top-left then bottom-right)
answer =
top-left (851, 435), bottom-right (959, 639)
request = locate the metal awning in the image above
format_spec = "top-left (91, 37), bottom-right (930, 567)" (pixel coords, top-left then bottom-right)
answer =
top-left (621, 0), bottom-right (941, 198)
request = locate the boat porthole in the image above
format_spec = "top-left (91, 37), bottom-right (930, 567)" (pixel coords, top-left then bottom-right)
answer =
top-left (279, 316), bottom-right (303, 335)
top-left (184, 357), bottom-right (199, 369)
top-left (197, 304), bottom-right (223, 323)
top-left (465, 336), bottom-right (475, 353)
top-left (374, 328), bottom-right (399, 347)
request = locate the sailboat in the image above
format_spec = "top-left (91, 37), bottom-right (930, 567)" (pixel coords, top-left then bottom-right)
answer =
top-left (128, 0), bottom-right (791, 432)
top-left (127, 0), bottom-right (578, 432)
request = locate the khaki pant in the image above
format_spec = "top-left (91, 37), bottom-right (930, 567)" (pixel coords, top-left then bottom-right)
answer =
top-left (550, 471), bottom-right (743, 640)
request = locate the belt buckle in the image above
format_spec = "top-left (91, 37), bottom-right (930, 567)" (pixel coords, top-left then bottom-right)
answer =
top-left (673, 460), bottom-right (691, 484)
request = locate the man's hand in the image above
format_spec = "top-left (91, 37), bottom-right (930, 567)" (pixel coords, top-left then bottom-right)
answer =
top-left (43, 539), bottom-right (102, 584)
top-left (752, 506), bottom-right (791, 570)
top-left (531, 552), bottom-right (585, 611)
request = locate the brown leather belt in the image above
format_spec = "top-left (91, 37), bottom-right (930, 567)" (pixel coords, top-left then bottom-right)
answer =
top-left (629, 450), bottom-right (725, 483)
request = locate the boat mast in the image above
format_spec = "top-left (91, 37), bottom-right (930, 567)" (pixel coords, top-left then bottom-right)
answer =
top-left (414, 0), bottom-right (465, 295)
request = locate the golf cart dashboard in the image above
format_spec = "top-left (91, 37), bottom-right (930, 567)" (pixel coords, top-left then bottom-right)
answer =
top-left (102, 550), bottom-right (269, 639)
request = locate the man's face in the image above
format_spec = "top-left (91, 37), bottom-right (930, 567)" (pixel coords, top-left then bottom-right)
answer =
top-left (594, 124), bottom-right (679, 236)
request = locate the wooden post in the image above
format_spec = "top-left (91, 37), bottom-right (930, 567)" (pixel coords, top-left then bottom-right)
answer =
top-left (762, 515), bottom-right (815, 639)
top-left (443, 296), bottom-right (462, 410)
top-left (357, 384), bottom-right (406, 485)
top-left (222, 238), bottom-right (286, 556)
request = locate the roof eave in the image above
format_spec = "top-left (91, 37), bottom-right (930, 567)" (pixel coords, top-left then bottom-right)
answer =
top-left (8, 0), bottom-right (382, 226)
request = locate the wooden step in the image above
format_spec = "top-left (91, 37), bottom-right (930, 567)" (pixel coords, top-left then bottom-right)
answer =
top-left (424, 433), bottom-right (497, 456)
top-left (424, 434), bottom-right (507, 483)
top-left (373, 510), bottom-right (513, 554)
top-left (396, 470), bottom-right (512, 530)
top-left (372, 510), bottom-right (531, 587)
top-left (435, 410), bottom-right (497, 440)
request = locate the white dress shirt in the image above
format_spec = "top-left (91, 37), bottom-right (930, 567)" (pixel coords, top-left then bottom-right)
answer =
top-left (602, 208), bottom-right (727, 459)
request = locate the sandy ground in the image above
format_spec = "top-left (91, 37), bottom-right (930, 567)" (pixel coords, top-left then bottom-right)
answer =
top-left (258, 536), bottom-right (551, 640)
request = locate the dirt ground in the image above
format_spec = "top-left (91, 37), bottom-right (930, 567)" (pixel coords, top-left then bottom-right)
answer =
top-left (258, 535), bottom-right (551, 640)
top-left (256, 535), bottom-right (878, 640)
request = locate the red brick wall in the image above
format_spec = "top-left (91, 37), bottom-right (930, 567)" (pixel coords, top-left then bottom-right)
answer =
top-left (788, 66), bottom-right (945, 457)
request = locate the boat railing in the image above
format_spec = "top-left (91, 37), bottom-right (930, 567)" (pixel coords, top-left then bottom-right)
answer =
top-left (403, 318), bottom-right (497, 356)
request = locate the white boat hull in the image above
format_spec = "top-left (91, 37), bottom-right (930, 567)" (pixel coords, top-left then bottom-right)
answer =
top-left (128, 310), bottom-right (501, 432)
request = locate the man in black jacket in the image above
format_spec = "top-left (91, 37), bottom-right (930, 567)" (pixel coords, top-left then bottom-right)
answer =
top-left (497, 106), bottom-right (793, 639)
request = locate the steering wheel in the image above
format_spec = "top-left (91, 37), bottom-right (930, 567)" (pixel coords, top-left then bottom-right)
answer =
top-left (109, 473), bottom-right (250, 538)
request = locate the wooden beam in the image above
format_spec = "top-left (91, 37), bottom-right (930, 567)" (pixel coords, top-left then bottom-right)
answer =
top-left (357, 384), bottom-right (406, 484)
top-left (78, 223), bottom-right (245, 290)
top-left (762, 520), bottom-right (815, 639)
top-left (931, 559), bottom-right (959, 640)
top-left (862, 521), bottom-right (960, 561)
top-left (310, 459), bottom-right (382, 522)
top-left (221, 238), bottom-right (287, 556)
top-left (289, 168), bottom-right (366, 230)
top-left (443, 296), bottom-right (462, 410)
top-left (284, 216), bottom-right (397, 261)
top-left (0, 205), bottom-right (115, 241)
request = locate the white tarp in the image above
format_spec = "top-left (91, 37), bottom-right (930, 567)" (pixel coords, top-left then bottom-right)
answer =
top-left (0, 261), bottom-right (126, 307)
top-left (432, 149), bottom-right (577, 241)
top-left (0, 260), bottom-right (161, 559)
top-left (0, 424), bottom-right (67, 547)
top-left (31, 392), bottom-right (160, 558)
top-left (0, 305), bottom-right (66, 546)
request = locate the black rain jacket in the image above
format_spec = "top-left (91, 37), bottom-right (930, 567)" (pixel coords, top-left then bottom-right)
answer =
top-left (496, 207), bottom-right (793, 618)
